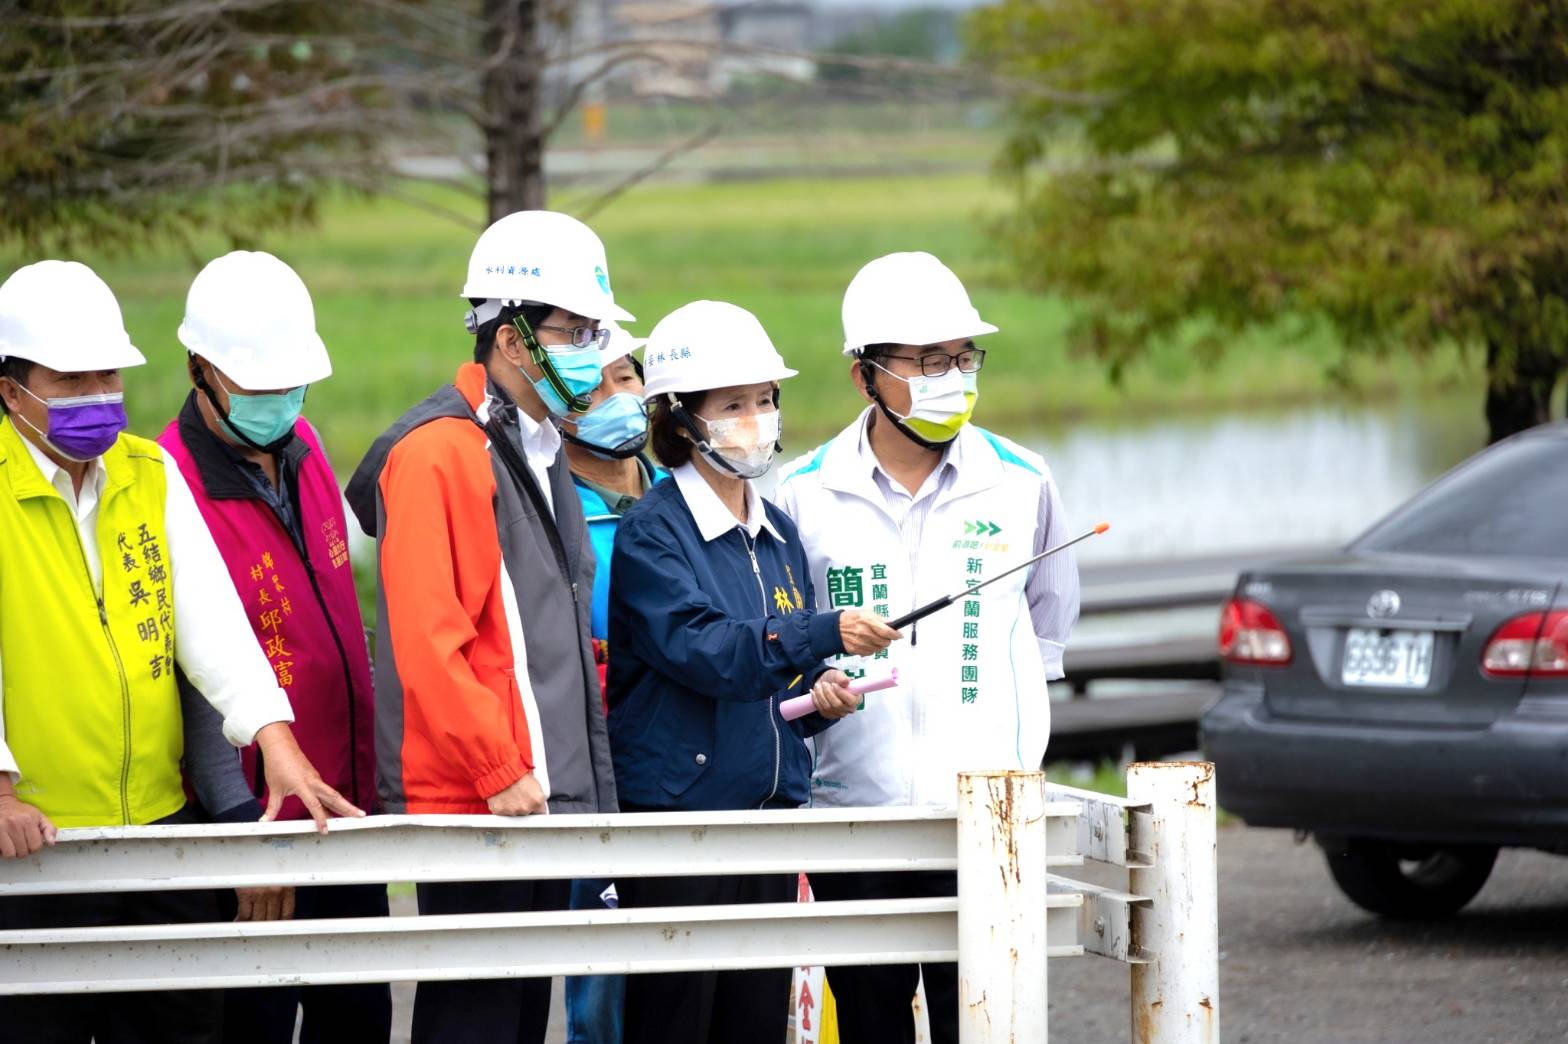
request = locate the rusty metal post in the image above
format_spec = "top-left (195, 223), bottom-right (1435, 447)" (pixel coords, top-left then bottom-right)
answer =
top-left (957, 770), bottom-right (1049, 1043)
top-left (1129, 762), bottom-right (1219, 1044)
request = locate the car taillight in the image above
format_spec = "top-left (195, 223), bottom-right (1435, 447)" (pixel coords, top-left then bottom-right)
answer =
top-left (1481, 611), bottom-right (1568, 677)
top-left (1219, 598), bottom-right (1292, 666)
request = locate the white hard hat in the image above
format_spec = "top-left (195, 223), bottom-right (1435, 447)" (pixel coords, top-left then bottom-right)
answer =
top-left (600, 319), bottom-right (644, 368)
top-left (178, 251), bottom-right (331, 390)
top-left (841, 251), bottom-right (998, 356)
top-left (460, 210), bottom-right (634, 325)
top-left (0, 260), bottom-right (145, 372)
top-left (641, 301), bottom-right (797, 402)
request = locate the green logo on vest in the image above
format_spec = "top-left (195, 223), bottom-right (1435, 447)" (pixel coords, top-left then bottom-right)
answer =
top-left (963, 520), bottom-right (1002, 537)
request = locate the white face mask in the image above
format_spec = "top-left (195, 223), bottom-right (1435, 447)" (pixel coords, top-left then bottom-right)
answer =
top-left (871, 363), bottom-right (978, 444)
top-left (695, 408), bottom-right (781, 479)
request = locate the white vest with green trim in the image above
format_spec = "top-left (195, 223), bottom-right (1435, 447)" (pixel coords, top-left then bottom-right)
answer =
top-left (774, 410), bottom-right (1053, 809)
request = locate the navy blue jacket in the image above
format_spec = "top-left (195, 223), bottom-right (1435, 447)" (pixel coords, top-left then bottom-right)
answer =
top-left (607, 477), bottom-right (845, 811)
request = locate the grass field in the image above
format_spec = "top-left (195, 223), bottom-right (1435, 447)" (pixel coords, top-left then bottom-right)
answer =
top-left (4, 172), bottom-right (1479, 472)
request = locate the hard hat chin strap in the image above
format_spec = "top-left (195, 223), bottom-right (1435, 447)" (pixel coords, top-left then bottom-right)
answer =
top-left (189, 357), bottom-right (296, 455)
top-left (464, 297), bottom-right (543, 335)
top-left (858, 357), bottom-right (954, 453)
top-left (557, 420), bottom-right (649, 460)
top-left (667, 393), bottom-right (746, 478)
top-left (666, 390), bottom-right (783, 480)
top-left (513, 313), bottom-right (592, 415)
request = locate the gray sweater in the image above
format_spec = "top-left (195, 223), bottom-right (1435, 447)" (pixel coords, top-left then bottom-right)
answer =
top-left (179, 670), bottom-right (264, 823)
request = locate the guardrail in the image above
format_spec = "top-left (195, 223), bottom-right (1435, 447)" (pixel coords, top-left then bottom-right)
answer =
top-left (1078, 547), bottom-right (1327, 617)
top-left (0, 764), bottom-right (1218, 1043)
top-left (1066, 547), bottom-right (1330, 694)
top-left (1049, 685), bottom-right (1218, 764)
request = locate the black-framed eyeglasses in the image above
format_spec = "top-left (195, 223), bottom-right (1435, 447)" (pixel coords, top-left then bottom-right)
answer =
top-left (880, 347), bottom-right (986, 378)
top-left (534, 323), bottom-right (610, 352)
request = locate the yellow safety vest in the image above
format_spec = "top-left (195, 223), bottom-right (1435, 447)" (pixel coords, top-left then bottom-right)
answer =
top-left (0, 418), bottom-right (184, 827)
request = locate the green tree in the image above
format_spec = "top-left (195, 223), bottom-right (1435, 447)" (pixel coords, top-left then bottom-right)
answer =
top-left (971, 0), bottom-right (1568, 442)
top-left (0, 1), bottom-right (399, 253)
top-left (0, 1), bottom-right (594, 253)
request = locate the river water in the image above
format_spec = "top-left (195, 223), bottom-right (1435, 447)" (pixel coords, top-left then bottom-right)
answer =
top-left (1018, 394), bottom-right (1487, 564)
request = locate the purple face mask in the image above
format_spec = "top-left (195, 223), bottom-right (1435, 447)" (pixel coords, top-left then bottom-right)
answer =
top-left (17, 386), bottom-right (129, 461)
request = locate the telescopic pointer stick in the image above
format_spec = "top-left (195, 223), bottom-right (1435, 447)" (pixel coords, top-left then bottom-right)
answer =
top-left (775, 524), bottom-right (1109, 722)
top-left (885, 521), bottom-right (1111, 632)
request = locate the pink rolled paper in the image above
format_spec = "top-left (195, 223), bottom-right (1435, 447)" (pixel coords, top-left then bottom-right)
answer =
top-left (779, 669), bottom-right (900, 722)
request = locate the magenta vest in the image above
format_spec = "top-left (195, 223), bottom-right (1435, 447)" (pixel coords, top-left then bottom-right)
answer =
top-left (159, 417), bottom-right (376, 818)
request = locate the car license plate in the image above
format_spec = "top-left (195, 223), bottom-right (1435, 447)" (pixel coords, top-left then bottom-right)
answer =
top-left (1342, 629), bottom-right (1435, 688)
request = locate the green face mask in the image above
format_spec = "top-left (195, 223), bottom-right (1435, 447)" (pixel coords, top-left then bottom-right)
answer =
top-left (218, 373), bottom-right (307, 448)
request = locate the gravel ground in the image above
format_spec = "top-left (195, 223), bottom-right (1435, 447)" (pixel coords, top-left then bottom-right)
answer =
top-left (1049, 824), bottom-right (1568, 1044)
top-left (380, 824), bottom-right (1568, 1044)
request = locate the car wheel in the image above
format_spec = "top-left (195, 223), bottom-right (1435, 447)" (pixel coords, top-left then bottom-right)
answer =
top-left (1323, 839), bottom-right (1498, 920)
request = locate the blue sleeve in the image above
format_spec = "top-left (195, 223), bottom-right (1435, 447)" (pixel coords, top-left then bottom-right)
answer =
top-left (612, 515), bottom-right (844, 701)
top-left (786, 543), bottom-right (838, 737)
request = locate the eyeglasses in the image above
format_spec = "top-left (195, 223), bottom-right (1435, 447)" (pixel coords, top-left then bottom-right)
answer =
top-left (520, 319), bottom-right (610, 352)
top-left (879, 347), bottom-right (986, 378)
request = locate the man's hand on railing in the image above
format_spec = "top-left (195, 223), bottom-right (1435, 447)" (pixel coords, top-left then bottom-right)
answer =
top-left (256, 723), bottom-right (366, 833)
top-left (486, 773), bottom-right (547, 816)
top-left (235, 886), bottom-right (296, 922)
top-left (810, 669), bottom-right (861, 720)
top-left (0, 790), bottom-right (55, 859)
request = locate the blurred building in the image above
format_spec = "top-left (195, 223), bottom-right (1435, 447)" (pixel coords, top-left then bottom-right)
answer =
top-left (717, 2), bottom-right (816, 87)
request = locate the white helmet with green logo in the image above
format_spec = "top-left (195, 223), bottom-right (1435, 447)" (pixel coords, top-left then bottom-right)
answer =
top-left (460, 210), bottom-right (635, 330)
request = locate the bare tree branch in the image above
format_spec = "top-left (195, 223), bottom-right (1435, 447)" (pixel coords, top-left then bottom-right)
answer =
top-left (14, 0), bottom-right (294, 29)
top-left (540, 48), bottom-right (676, 142)
top-left (575, 123), bottom-right (721, 221)
top-left (335, 170), bottom-right (483, 231)
top-left (355, 0), bottom-right (487, 39)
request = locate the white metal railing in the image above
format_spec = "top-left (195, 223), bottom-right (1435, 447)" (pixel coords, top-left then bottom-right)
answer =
top-left (0, 764), bottom-right (1218, 1043)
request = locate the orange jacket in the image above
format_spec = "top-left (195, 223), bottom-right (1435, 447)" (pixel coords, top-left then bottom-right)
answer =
top-left (349, 363), bottom-right (613, 814)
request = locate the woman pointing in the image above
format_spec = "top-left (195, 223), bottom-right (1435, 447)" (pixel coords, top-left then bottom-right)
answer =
top-left (606, 300), bottom-right (899, 1044)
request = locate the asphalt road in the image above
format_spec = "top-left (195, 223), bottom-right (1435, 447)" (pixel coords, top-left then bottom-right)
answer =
top-left (1050, 824), bottom-right (1568, 1044)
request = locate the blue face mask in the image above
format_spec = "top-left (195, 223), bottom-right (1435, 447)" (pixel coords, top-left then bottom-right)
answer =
top-left (529, 345), bottom-right (603, 417)
top-left (571, 392), bottom-right (649, 460)
top-left (216, 372), bottom-right (306, 448)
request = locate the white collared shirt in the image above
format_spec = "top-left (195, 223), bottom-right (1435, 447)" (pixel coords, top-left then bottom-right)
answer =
top-left (0, 430), bottom-right (295, 782)
top-left (19, 435), bottom-right (109, 592)
top-left (515, 401), bottom-right (562, 517)
top-left (479, 390), bottom-right (562, 518)
top-left (673, 462), bottom-right (786, 544)
top-left (859, 415), bottom-right (960, 528)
